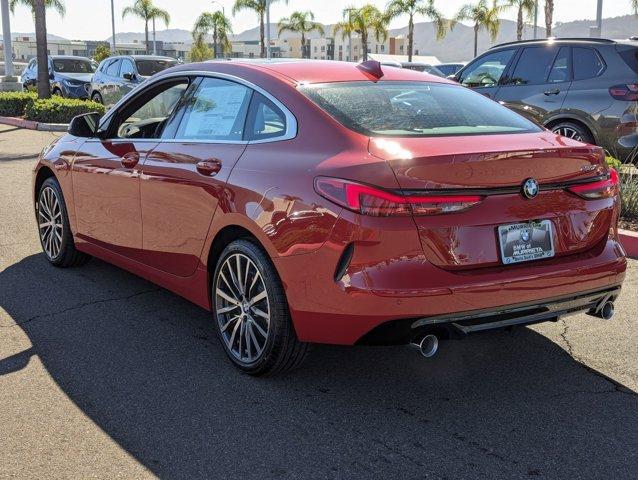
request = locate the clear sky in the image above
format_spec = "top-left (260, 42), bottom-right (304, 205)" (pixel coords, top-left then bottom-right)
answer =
top-left (1, 0), bottom-right (633, 41)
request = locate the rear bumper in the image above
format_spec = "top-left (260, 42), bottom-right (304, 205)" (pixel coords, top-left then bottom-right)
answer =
top-left (275, 237), bottom-right (627, 345)
top-left (358, 284), bottom-right (621, 344)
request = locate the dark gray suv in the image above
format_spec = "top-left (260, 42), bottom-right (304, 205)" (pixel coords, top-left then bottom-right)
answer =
top-left (453, 38), bottom-right (638, 162)
top-left (90, 55), bottom-right (178, 108)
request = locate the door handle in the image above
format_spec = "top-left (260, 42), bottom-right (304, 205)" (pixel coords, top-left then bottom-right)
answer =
top-left (121, 152), bottom-right (140, 169)
top-left (196, 159), bottom-right (222, 176)
top-left (544, 88), bottom-right (560, 96)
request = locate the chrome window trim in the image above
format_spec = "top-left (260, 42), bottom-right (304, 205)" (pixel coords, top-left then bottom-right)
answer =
top-left (96, 70), bottom-right (298, 145)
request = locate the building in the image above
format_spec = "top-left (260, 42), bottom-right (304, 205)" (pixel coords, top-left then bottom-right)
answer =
top-left (309, 37), bottom-right (334, 60)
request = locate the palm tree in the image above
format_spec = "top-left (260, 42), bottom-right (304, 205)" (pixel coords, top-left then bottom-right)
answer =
top-left (9, 0), bottom-right (65, 16)
top-left (632, 0), bottom-right (637, 15)
top-left (10, 0), bottom-right (65, 98)
top-left (233, 0), bottom-right (288, 58)
top-left (544, 0), bottom-right (553, 36)
top-left (193, 11), bottom-right (233, 59)
top-left (334, 5), bottom-right (389, 62)
top-left (278, 11), bottom-right (324, 59)
top-left (507, 0), bottom-right (534, 40)
top-left (385, 0), bottom-right (448, 62)
top-left (455, 0), bottom-right (502, 58)
top-left (122, 0), bottom-right (170, 55)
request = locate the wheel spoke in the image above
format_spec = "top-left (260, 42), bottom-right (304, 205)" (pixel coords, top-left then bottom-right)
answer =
top-left (248, 323), bottom-right (261, 355)
top-left (216, 288), bottom-right (241, 307)
top-left (220, 315), bottom-right (241, 333)
top-left (245, 321), bottom-right (252, 360)
top-left (217, 304), bottom-right (240, 315)
top-left (248, 290), bottom-right (267, 307)
top-left (249, 316), bottom-right (268, 338)
top-left (235, 255), bottom-right (245, 296)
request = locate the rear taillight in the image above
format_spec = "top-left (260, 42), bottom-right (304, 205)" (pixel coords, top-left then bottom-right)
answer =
top-left (609, 84), bottom-right (638, 101)
top-left (567, 169), bottom-right (619, 199)
top-left (314, 177), bottom-right (483, 217)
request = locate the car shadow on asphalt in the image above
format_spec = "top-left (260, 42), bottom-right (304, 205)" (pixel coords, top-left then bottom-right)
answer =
top-left (1, 254), bottom-right (637, 479)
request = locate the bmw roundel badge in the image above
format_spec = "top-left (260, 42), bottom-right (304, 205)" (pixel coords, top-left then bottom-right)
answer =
top-left (522, 178), bottom-right (539, 199)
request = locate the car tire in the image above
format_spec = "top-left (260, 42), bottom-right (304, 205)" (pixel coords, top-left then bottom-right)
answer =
top-left (550, 121), bottom-right (594, 144)
top-left (91, 92), bottom-right (103, 104)
top-left (36, 177), bottom-right (91, 268)
top-left (212, 239), bottom-right (310, 376)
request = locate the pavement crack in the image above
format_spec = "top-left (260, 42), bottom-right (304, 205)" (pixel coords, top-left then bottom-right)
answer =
top-left (2, 288), bottom-right (161, 328)
top-left (559, 319), bottom-right (637, 397)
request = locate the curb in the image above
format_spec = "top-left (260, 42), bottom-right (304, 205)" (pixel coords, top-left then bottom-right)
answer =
top-left (619, 229), bottom-right (638, 260)
top-left (0, 116), bottom-right (67, 132)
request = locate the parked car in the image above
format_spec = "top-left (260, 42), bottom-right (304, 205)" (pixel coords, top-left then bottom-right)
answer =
top-left (90, 54), bottom-right (178, 107)
top-left (33, 60), bottom-right (626, 375)
top-left (452, 38), bottom-right (638, 162)
top-left (379, 60), bottom-right (446, 78)
top-left (21, 55), bottom-right (95, 99)
top-left (434, 62), bottom-right (466, 77)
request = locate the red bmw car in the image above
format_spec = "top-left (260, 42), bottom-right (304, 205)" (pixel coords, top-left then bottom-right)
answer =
top-left (33, 60), bottom-right (626, 375)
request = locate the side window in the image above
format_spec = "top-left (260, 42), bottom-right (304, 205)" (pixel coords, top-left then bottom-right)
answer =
top-left (105, 59), bottom-right (121, 77)
top-left (246, 93), bottom-right (287, 141)
top-left (547, 47), bottom-right (570, 83)
top-left (459, 49), bottom-right (515, 88)
top-left (509, 47), bottom-right (557, 85)
top-left (114, 80), bottom-right (189, 139)
top-left (120, 59), bottom-right (135, 78)
top-left (174, 77), bottom-right (252, 141)
top-left (573, 47), bottom-right (605, 80)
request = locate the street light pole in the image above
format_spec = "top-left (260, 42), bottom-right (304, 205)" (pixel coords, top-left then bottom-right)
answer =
top-left (110, 0), bottom-right (117, 53)
top-left (595, 0), bottom-right (603, 37)
top-left (1, 0), bottom-right (15, 79)
top-left (265, 0), bottom-right (271, 59)
top-left (533, 0), bottom-right (538, 39)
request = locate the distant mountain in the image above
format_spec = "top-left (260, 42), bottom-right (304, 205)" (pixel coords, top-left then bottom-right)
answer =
top-left (27, 14), bottom-right (638, 62)
top-left (12, 32), bottom-right (69, 42)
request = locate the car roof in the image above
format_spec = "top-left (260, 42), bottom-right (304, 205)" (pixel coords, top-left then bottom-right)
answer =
top-left (183, 59), bottom-right (452, 85)
top-left (128, 55), bottom-right (177, 61)
top-left (489, 37), bottom-right (637, 50)
top-left (50, 55), bottom-right (92, 60)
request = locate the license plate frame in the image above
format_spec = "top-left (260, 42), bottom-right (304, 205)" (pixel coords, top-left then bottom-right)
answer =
top-left (498, 220), bottom-right (555, 265)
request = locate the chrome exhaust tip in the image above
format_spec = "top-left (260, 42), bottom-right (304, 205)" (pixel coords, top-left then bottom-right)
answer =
top-left (588, 300), bottom-right (615, 320)
top-left (410, 334), bottom-right (439, 358)
top-left (600, 301), bottom-right (615, 320)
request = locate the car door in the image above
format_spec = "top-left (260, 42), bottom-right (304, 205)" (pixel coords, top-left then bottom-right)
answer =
top-left (495, 46), bottom-right (572, 125)
top-left (102, 58), bottom-right (122, 107)
top-left (71, 78), bottom-right (190, 260)
top-left (456, 48), bottom-right (517, 99)
top-left (139, 76), bottom-right (253, 276)
top-left (118, 58), bottom-right (140, 98)
top-left (23, 59), bottom-right (37, 90)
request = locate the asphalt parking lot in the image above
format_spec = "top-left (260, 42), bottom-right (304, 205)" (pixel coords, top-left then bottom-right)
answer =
top-left (0, 124), bottom-right (637, 479)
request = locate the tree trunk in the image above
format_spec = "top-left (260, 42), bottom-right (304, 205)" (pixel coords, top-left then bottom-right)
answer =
top-left (361, 31), bottom-right (368, 62)
top-left (545, 0), bottom-right (553, 37)
top-left (473, 24), bottom-right (478, 58)
top-left (152, 18), bottom-right (156, 55)
top-left (145, 20), bottom-right (149, 54)
top-left (517, 7), bottom-right (523, 41)
top-left (34, 0), bottom-right (49, 99)
top-left (259, 12), bottom-right (265, 58)
top-left (301, 33), bottom-right (305, 59)
top-left (213, 26), bottom-right (218, 59)
top-left (408, 15), bottom-right (414, 62)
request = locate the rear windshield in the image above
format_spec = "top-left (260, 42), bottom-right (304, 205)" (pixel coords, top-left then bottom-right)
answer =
top-left (52, 58), bottom-right (95, 73)
top-left (300, 81), bottom-right (541, 137)
top-left (135, 59), bottom-right (177, 77)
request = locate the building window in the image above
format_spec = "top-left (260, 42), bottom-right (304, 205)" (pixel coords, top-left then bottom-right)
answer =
top-left (314, 46), bottom-right (318, 52)
top-left (321, 46), bottom-right (325, 52)
top-left (381, 45), bottom-right (385, 52)
top-left (58, 49), bottom-right (65, 55)
top-left (339, 45), bottom-right (343, 51)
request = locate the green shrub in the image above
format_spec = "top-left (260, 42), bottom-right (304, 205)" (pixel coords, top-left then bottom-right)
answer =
top-left (605, 156), bottom-right (623, 171)
top-left (620, 172), bottom-right (638, 220)
top-left (25, 97), bottom-right (105, 124)
top-left (0, 91), bottom-right (37, 117)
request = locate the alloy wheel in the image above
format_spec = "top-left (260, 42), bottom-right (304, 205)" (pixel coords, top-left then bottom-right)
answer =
top-left (552, 126), bottom-right (583, 141)
top-left (38, 186), bottom-right (63, 260)
top-left (215, 253), bottom-right (271, 364)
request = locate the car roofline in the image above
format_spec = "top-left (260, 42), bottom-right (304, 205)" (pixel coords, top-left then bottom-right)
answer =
top-left (489, 37), bottom-right (618, 50)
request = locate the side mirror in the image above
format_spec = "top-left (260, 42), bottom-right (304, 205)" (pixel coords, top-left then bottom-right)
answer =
top-left (68, 112), bottom-right (102, 138)
top-left (447, 74), bottom-right (459, 82)
top-left (122, 72), bottom-right (136, 81)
